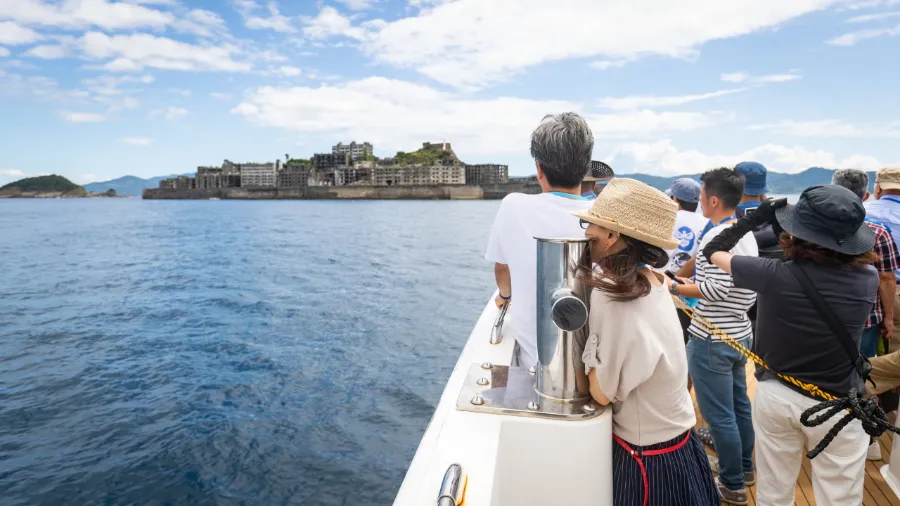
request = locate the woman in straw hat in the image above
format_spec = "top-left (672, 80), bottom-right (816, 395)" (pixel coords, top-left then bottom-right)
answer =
top-left (574, 178), bottom-right (720, 506)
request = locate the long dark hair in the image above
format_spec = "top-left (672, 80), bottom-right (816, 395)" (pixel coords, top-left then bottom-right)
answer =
top-left (780, 233), bottom-right (878, 268)
top-left (578, 235), bottom-right (669, 302)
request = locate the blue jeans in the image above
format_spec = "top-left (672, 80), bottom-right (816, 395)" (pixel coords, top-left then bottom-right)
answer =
top-left (861, 325), bottom-right (881, 358)
top-left (687, 336), bottom-right (755, 491)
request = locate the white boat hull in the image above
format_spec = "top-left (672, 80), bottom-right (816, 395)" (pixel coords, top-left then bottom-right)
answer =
top-left (881, 434), bottom-right (900, 498)
top-left (393, 298), bottom-right (613, 506)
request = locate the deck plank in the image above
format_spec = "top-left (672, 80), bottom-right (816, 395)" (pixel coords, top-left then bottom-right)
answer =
top-left (692, 362), bottom-right (900, 505)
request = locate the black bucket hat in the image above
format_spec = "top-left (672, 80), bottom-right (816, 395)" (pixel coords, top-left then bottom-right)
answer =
top-left (774, 184), bottom-right (875, 255)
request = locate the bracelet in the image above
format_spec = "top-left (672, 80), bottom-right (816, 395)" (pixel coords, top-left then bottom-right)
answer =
top-left (499, 293), bottom-right (511, 300)
top-left (669, 283), bottom-right (679, 296)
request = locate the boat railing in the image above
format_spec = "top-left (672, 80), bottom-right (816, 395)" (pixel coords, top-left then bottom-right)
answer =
top-left (489, 301), bottom-right (508, 345)
top-left (436, 464), bottom-right (465, 506)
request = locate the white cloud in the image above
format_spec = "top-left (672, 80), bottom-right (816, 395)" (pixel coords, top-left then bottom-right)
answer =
top-left (120, 137), bottom-right (152, 146)
top-left (0, 0), bottom-right (173, 31)
top-left (303, 6), bottom-right (369, 40)
top-left (24, 44), bottom-right (68, 59)
top-left (276, 65), bottom-right (301, 77)
top-left (59, 110), bottom-right (106, 122)
top-left (170, 88), bottom-right (191, 96)
top-left (173, 8), bottom-right (229, 37)
top-left (151, 106), bottom-right (188, 120)
top-left (840, 0), bottom-right (900, 9)
top-left (0, 21), bottom-right (43, 45)
top-left (232, 77), bottom-right (725, 157)
top-left (589, 58), bottom-right (633, 71)
top-left (335, 0), bottom-right (376, 10)
top-left (756, 72), bottom-right (802, 83)
top-left (598, 88), bottom-right (748, 111)
top-left (0, 169), bottom-right (25, 177)
top-left (76, 32), bottom-right (252, 73)
top-left (827, 23), bottom-right (900, 45)
top-left (239, 1), bottom-right (297, 33)
top-left (720, 72), bottom-right (750, 83)
top-left (610, 139), bottom-right (890, 175)
top-left (210, 92), bottom-right (232, 100)
top-left (358, 0), bottom-right (839, 89)
top-left (256, 50), bottom-right (287, 62)
top-left (749, 119), bottom-right (900, 138)
top-left (719, 70), bottom-right (801, 83)
top-left (0, 47), bottom-right (9, 57)
top-left (847, 11), bottom-right (900, 22)
top-left (81, 74), bottom-right (153, 96)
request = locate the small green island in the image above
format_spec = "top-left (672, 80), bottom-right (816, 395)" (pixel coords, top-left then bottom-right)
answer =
top-left (0, 175), bottom-right (118, 198)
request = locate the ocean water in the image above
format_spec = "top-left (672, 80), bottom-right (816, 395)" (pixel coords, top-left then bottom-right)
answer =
top-left (0, 199), bottom-right (501, 506)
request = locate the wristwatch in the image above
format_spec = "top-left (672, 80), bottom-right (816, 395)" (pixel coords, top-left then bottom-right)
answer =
top-left (669, 282), bottom-right (680, 296)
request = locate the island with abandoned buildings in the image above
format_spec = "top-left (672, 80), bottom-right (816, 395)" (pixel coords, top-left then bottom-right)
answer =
top-left (142, 141), bottom-right (542, 200)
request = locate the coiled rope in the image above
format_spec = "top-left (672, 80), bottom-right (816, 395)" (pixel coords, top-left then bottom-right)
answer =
top-left (672, 295), bottom-right (900, 459)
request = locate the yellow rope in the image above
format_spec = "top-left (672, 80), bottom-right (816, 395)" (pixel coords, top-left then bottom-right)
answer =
top-left (672, 296), bottom-right (839, 402)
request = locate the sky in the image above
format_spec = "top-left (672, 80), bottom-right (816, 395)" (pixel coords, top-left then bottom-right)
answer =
top-left (1, 0), bottom-right (899, 186)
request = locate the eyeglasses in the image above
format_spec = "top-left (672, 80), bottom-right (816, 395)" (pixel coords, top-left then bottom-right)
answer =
top-left (580, 219), bottom-right (590, 229)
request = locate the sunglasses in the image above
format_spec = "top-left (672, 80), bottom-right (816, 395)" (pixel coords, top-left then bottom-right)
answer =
top-left (580, 219), bottom-right (591, 229)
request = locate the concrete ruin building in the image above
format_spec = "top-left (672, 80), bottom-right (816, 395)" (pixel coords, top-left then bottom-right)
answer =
top-left (332, 141), bottom-right (373, 161)
top-left (465, 164), bottom-right (509, 185)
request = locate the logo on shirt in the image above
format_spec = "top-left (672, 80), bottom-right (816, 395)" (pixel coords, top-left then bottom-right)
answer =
top-left (675, 226), bottom-right (696, 252)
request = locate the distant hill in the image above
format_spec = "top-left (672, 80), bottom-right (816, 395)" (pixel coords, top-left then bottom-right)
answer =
top-left (624, 167), bottom-right (875, 195)
top-left (0, 175), bottom-right (87, 197)
top-left (84, 173), bottom-right (192, 196)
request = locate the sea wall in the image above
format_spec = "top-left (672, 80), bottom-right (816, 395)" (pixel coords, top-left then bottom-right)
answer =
top-left (143, 183), bottom-right (541, 200)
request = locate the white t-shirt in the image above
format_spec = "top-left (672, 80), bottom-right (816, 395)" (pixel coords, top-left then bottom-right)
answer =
top-left (663, 209), bottom-right (708, 273)
top-left (485, 192), bottom-right (592, 366)
top-left (583, 281), bottom-right (696, 445)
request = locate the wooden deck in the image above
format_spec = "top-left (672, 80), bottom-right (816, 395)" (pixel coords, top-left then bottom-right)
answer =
top-left (694, 363), bottom-right (900, 505)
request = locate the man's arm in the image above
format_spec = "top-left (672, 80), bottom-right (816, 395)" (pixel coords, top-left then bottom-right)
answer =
top-left (494, 262), bottom-right (511, 308)
top-left (880, 272), bottom-right (896, 337)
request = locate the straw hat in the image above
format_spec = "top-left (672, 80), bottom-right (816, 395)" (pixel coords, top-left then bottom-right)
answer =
top-left (573, 178), bottom-right (679, 250)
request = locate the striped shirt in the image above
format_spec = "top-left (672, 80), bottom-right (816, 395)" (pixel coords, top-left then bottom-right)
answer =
top-left (688, 223), bottom-right (758, 342)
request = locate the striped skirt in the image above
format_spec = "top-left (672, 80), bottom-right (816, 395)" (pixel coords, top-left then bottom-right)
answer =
top-left (612, 430), bottom-right (720, 506)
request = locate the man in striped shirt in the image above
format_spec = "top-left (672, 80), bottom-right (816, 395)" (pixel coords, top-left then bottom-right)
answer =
top-left (671, 167), bottom-right (758, 504)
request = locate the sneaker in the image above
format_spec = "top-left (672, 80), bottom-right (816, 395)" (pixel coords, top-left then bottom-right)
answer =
top-left (708, 455), bottom-right (756, 486)
top-left (715, 477), bottom-right (749, 506)
top-left (868, 441), bottom-right (883, 461)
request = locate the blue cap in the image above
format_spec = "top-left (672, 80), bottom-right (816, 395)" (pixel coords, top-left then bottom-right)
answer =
top-left (669, 178), bottom-right (700, 203)
top-left (734, 161), bottom-right (770, 196)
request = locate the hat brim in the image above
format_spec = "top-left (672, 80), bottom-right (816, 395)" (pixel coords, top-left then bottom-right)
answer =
top-left (573, 210), bottom-right (679, 250)
top-left (878, 181), bottom-right (900, 191)
top-left (743, 185), bottom-right (770, 196)
top-left (774, 205), bottom-right (875, 255)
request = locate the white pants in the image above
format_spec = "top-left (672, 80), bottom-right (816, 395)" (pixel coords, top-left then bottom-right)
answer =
top-left (753, 380), bottom-right (867, 506)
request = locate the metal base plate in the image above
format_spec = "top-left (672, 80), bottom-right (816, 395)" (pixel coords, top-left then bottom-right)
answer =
top-left (456, 363), bottom-right (605, 420)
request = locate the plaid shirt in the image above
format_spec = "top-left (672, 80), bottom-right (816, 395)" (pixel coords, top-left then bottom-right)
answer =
top-left (866, 221), bottom-right (899, 328)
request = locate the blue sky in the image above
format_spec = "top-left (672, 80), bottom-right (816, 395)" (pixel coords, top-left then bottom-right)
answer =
top-left (1, 0), bottom-right (899, 186)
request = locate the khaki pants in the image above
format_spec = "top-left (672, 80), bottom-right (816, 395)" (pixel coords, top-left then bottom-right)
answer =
top-left (867, 291), bottom-right (900, 396)
top-left (754, 381), bottom-right (867, 506)
top-left (869, 350), bottom-right (900, 395)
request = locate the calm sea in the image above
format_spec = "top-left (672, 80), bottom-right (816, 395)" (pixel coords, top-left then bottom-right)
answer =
top-left (0, 199), bottom-right (501, 506)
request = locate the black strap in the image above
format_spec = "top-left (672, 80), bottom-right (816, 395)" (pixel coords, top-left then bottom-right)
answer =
top-left (786, 262), bottom-right (873, 385)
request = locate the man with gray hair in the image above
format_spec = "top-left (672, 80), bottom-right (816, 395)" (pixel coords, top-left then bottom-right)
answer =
top-left (485, 112), bottom-right (594, 367)
top-left (833, 168), bottom-right (899, 460)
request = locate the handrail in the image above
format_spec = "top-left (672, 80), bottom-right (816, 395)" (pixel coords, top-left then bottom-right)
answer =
top-left (490, 302), bottom-right (508, 345)
top-left (436, 463), bottom-right (465, 506)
